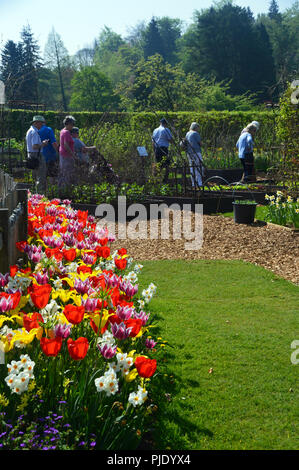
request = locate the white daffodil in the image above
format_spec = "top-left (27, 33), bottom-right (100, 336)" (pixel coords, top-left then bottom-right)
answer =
top-left (7, 360), bottom-right (22, 374)
top-left (134, 264), bottom-right (143, 274)
top-left (97, 330), bottom-right (115, 348)
top-left (109, 362), bottom-right (121, 373)
top-left (19, 354), bottom-right (31, 366)
top-left (65, 262), bottom-right (79, 273)
top-left (53, 278), bottom-right (63, 289)
top-left (95, 368), bottom-right (119, 396)
top-left (5, 373), bottom-right (17, 388)
top-left (129, 386), bottom-right (148, 407)
top-left (95, 377), bottom-right (106, 392)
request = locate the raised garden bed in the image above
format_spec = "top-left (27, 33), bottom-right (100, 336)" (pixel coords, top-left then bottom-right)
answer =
top-left (73, 194), bottom-right (237, 219)
top-left (72, 199), bottom-right (164, 221)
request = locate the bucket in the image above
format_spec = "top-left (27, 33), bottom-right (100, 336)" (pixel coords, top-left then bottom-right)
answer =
top-left (233, 202), bottom-right (257, 224)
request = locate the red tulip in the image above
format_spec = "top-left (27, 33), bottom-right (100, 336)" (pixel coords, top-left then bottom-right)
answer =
top-left (39, 229), bottom-right (53, 240)
top-left (96, 246), bottom-right (110, 259)
top-left (63, 304), bottom-right (85, 325)
top-left (40, 337), bottom-right (62, 357)
top-left (76, 232), bottom-right (84, 242)
top-left (135, 356), bottom-right (157, 378)
top-left (77, 265), bottom-right (92, 275)
top-left (67, 337), bottom-right (89, 360)
top-left (16, 241), bottom-right (27, 252)
top-left (114, 258), bottom-right (127, 270)
top-left (99, 237), bottom-right (108, 246)
top-left (117, 248), bottom-right (127, 256)
top-left (45, 247), bottom-right (63, 262)
top-left (23, 312), bottom-right (44, 332)
top-left (9, 265), bottom-right (19, 278)
top-left (125, 318), bottom-right (143, 337)
top-left (63, 248), bottom-right (77, 262)
top-left (30, 284), bottom-right (52, 310)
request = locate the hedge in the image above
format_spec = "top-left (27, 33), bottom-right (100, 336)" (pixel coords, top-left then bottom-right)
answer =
top-left (1, 109), bottom-right (279, 145)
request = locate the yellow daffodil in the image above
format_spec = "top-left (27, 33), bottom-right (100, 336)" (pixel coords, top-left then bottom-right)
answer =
top-left (52, 289), bottom-right (74, 303)
top-left (90, 309), bottom-right (111, 330)
top-left (124, 368), bottom-right (138, 382)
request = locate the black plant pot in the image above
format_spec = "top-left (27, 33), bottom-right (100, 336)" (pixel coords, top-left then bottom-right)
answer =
top-left (233, 202), bottom-right (257, 224)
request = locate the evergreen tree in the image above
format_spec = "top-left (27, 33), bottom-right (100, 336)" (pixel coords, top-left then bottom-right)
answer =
top-left (252, 22), bottom-right (276, 99)
top-left (0, 40), bottom-right (23, 101)
top-left (268, 0), bottom-right (281, 21)
top-left (155, 17), bottom-right (182, 65)
top-left (180, 4), bottom-right (275, 97)
top-left (142, 18), bottom-right (165, 59)
top-left (19, 24), bottom-right (42, 103)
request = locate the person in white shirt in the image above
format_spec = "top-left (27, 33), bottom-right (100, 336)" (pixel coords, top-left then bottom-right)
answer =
top-left (26, 115), bottom-right (49, 193)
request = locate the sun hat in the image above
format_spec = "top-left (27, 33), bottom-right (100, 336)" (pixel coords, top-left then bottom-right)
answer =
top-left (31, 115), bottom-right (46, 124)
top-left (250, 121), bottom-right (260, 130)
top-left (190, 122), bottom-right (200, 130)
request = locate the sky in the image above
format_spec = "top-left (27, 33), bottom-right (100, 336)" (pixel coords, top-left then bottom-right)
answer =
top-left (0, 0), bottom-right (295, 56)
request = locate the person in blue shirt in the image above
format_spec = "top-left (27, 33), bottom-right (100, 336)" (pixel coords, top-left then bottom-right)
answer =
top-left (152, 118), bottom-right (173, 183)
top-left (236, 121), bottom-right (259, 182)
top-left (38, 122), bottom-right (59, 178)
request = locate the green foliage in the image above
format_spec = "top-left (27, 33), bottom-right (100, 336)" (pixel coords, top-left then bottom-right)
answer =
top-left (116, 54), bottom-right (256, 112)
top-left (276, 85), bottom-right (299, 166)
top-left (233, 199), bottom-right (257, 205)
top-left (180, 3), bottom-right (275, 98)
top-left (0, 25), bottom-right (41, 103)
top-left (70, 67), bottom-right (119, 111)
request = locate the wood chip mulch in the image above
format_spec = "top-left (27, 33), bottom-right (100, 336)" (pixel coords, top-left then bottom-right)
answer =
top-left (98, 211), bottom-right (299, 285)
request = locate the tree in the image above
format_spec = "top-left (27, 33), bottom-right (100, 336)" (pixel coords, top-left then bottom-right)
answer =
top-left (44, 28), bottom-right (72, 111)
top-left (20, 25), bottom-right (42, 102)
top-left (156, 17), bottom-right (182, 65)
top-left (142, 18), bottom-right (165, 59)
top-left (268, 0), bottom-right (281, 20)
top-left (95, 27), bottom-right (125, 64)
top-left (116, 54), bottom-right (253, 111)
top-left (180, 4), bottom-right (275, 98)
top-left (0, 26), bottom-right (42, 104)
top-left (74, 47), bottom-right (95, 69)
top-left (70, 66), bottom-right (119, 111)
top-left (259, 1), bottom-right (298, 96)
top-left (0, 40), bottom-right (23, 101)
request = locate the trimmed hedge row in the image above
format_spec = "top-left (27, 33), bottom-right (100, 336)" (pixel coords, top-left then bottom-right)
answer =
top-left (2, 109), bottom-right (278, 144)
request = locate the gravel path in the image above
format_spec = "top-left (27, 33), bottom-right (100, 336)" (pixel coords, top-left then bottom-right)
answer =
top-left (98, 211), bottom-right (299, 285)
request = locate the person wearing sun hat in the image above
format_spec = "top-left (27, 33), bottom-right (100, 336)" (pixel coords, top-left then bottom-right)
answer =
top-left (26, 115), bottom-right (50, 193)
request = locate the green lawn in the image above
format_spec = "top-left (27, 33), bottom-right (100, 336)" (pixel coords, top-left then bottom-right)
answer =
top-left (139, 260), bottom-right (299, 450)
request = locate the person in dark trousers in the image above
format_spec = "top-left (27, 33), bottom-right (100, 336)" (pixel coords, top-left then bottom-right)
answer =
top-left (236, 121), bottom-right (260, 182)
top-left (152, 118), bottom-right (173, 183)
top-left (38, 119), bottom-right (59, 181)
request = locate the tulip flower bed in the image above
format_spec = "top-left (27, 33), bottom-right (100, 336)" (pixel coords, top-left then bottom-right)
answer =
top-left (0, 194), bottom-right (165, 450)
